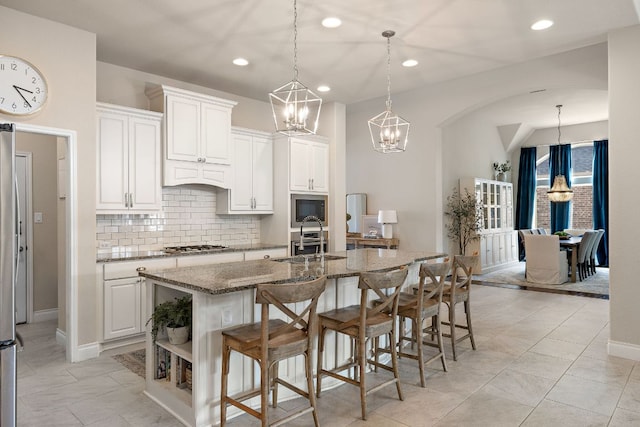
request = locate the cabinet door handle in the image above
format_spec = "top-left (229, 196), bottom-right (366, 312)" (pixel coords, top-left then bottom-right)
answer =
top-left (124, 192), bottom-right (129, 208)
top-left (311, 178), bottom-right (314, 190)
top-left (129, 193), bottom-right (133, 208)
top-left (308, 178), bottom-right (311, 190)
top-left (202, 157), bottom-right (207, 163)
top-left (136, 267), bottom-right (146, 272)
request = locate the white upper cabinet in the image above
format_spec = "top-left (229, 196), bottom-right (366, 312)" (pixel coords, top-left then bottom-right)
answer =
top-left (217, 127), bottom-right (273, 214)
top-left (289, 137), bottom-right (329, 193)
top-left (146, 85), bottom-right (237, 188)
top-left (96, 103), bottom-right (162, 213)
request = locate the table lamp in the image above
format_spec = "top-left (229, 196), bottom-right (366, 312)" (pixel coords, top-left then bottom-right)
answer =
top-left (378, 210), bottom-right (398, 239)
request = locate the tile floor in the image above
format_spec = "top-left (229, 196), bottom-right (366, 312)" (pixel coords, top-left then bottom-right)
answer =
top-left (16, 285), bottom-right (640, 426)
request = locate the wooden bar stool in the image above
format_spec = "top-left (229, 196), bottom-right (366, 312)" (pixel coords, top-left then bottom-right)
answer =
top-left (315, 267), bottom-right (408, 420)
top-left (393, 261), bottom-right (450, 387)
top-left (220, 276), bottom-right (327, 427)
top-left (440, 255), bottom-right (478, 361)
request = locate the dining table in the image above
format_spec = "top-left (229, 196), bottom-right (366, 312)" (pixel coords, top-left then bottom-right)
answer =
top-left (559, 236), bottom-right (582, 283)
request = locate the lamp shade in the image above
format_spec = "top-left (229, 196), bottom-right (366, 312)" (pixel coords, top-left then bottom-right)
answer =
top-left (547, 175), bottom-right (573, 202)
top-left (378, 210), bottom-right (398, 224)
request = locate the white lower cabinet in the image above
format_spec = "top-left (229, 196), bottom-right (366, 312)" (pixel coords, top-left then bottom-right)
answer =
top-left (175, 252), bottom-right (244, 267)
top-left (101, 257), bottom-right (176, 342)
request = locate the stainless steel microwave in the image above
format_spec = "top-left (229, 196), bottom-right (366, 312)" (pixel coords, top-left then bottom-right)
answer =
top-left (291, 194), bottom-right (328, 228)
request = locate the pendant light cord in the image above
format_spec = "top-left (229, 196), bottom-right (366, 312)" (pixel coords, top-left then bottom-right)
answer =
top-left (386, 33), bottom-right (392, 109)
top-left (556, 104), bottom-right (562, 144)
top-left (293, 0), bottom-right (298, 81)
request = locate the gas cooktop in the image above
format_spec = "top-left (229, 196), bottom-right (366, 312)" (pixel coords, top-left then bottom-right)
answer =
top-left (163, 245), bottom-right (228, 253)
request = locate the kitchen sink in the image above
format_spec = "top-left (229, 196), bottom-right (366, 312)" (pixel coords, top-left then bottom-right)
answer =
top-left (271, 254), bottom-right (346, 264)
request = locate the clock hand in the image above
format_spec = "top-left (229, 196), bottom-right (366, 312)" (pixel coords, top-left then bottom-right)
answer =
top-left (13, 85), bottom-right (32, 108)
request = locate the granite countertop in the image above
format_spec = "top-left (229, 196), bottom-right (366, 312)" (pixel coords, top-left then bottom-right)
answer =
top-left (96, 243), bottom-right (287, 263)
top-left (139, 248), bottom-right (447, 295)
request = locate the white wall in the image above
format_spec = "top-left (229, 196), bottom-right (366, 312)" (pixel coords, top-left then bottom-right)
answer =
top-left (0, 6), bottom-right (96, 345)
top-left (608, 24), bottom-right (640, 360)
top-left (347, 43), bottom-right (608, 252)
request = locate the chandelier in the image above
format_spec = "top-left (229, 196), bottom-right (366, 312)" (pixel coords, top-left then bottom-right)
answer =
top-left (547, 104), bottom-right (574, 202)
top-left (368, 30), bottom-right (410, 153)
top-left (269, 0), bottom-right (322, 135)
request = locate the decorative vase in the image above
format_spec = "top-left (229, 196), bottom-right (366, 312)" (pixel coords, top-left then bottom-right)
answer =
top-left (166, 326), bottom-right (189, 345)
top-left (497, 172), bottom-right (506, 182)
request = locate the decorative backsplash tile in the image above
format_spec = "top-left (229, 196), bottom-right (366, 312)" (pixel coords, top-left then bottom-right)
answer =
top-left (96, 185), bottom-right (261, 254)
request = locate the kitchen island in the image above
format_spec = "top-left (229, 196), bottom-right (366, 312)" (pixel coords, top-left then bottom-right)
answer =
top-left (140, 248), bottom-right (445, 427)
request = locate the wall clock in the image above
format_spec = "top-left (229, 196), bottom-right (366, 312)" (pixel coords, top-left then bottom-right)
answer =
top-left (0, 55), bottom-right (48, 116)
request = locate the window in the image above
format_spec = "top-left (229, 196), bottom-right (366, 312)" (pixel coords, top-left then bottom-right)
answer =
top-left (534, 144), bottom-right (593, 231)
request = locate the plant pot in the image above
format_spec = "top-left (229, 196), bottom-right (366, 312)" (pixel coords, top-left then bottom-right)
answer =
top-left (497, 172), bottom-right (506, 182)
top-left (166, 326), bottom-right (190, 345)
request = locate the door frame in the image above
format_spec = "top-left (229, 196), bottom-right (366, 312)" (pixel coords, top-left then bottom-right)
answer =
top-left (15, 152), bottom-right (34, 324)
top-left (14, 124), bottom-right (80, 362)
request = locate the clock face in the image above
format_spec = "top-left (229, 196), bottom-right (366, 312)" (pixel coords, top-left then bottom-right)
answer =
top-left (0, 55), bottom-right (48, 116)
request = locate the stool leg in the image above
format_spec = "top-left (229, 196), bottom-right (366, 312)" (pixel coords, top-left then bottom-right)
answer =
top-left (305, 351), bottom-right (320, 427)
top-left (358, 335), bottom-right (367, 420)
top-left (465, 300), bottom-right (476, 350)
top-left (260, 357), bottom-right (269, 426)
top-left (271, 361), bottom-right (279, 408)
top-left (220, 341), bottom-right (230, 426)
top-left (435, 313), bottom-right (448, 372)
top-left (389, 329), bottom-right (404, 401)
top-left (416, 317), bottom-right (426, 388)
top-left (316, 325), bottom-right (325, 397)
top-left (449, 302), bottom-right (457, 361)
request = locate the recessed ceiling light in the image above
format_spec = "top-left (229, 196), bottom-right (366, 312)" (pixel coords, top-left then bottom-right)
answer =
top-left (402, 59), bottom-right (418, 67)
top-left (322, 17), bottom-right (342, 28)
top-left (317, 85), bottom-right (331, 92)
top-left (531, 19), bottom-right (553, 31)
top-left (232, 57), bottom-right (249, 66)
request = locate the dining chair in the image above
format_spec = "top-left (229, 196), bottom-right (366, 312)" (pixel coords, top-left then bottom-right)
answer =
top-left (524, 235), bottom-right (568, 284)
top-left (396, 261), bottom-right (450, 387)
top-left (588, 229), bottom-right (605, 275)
top-left (316, 267), bottom-right (408, 420)
top-left (439, 255), bottom-right (478, 361)
top-left (220, 276), bottom-right (327, 427)
top-left (577, 230), bottom-right (597, 281)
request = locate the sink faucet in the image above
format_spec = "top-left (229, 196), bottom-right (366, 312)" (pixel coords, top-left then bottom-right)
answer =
top-left (299, 215), bottom-right (324, 256)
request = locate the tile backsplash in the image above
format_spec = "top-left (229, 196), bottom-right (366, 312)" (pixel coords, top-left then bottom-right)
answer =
top-left (96, 185), bottom-right (261, 254)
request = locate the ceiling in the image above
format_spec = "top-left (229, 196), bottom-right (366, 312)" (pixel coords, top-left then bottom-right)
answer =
top-left (1, 0), bottom-right (638, 126)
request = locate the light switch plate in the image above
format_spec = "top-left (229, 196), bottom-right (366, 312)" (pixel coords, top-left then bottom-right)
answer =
top-left (34, 212), bottom-right (43, 223)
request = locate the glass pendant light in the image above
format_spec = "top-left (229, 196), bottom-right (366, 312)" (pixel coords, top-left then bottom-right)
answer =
top-left (269, 0), bottom-right (322, 135)
top-left (548, 104), bottom-right (574, 202)
top-left (368, 30), bottom-right (410, 153)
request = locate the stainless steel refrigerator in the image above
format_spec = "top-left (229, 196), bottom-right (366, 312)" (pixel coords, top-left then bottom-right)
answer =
top-left (0, 122), bottom-right (17, 427)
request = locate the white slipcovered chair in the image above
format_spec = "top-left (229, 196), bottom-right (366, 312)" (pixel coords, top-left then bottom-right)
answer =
top-left (524, 234), bottom-right (569, 284)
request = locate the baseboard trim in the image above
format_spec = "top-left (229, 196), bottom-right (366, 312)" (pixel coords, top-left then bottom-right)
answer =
top-left (56, 328), bottom-right (66, 346)
top-left (77, 342), bottom-right (101, 362)
top-left (608, 339), bottom-right (640, 361)
top-left (33, 308), bottom-right (58, 323)
top-left (100, 334), bottom-right (145, 353)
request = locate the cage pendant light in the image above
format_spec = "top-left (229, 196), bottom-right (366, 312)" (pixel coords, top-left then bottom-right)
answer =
top-left (368, 30), bottom-right (410, 153)
top-left (548, 104), bottom-right (574, 202)
top-left (269, 0), bottom-right (322, 136)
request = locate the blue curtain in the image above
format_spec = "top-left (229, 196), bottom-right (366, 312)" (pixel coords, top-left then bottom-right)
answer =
top-left (515, 147), bottom-right (537, 260)
top-left (549, 144), bottom-right (572, 233)
top-left (593, 140), bottom-right (609, 266)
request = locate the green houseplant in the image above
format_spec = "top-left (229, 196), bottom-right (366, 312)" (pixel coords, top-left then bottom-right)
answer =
top-left (445, 187), bottom-right (483, 255)
top-left (146, 295), bottom-right (192, 344)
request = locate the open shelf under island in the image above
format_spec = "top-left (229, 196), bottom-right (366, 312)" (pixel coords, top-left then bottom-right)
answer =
top-left (140, 248), bottom-right (446, 427)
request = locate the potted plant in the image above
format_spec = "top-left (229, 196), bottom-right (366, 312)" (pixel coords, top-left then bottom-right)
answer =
top-left (492, 161), bottom-right (511, 181)
top-left (346, 213), bottom-right (352, 232)
top-left (146, 295), bottom-right (192, 345)
top-left (445, 187), bottom-right (483, 256)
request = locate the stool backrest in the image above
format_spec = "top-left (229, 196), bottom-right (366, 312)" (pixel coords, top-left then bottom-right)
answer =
top-left (255, 276), bottom-right (327, 343)
top-left (355, 267), bottom-right (408, 332)
top-left (415, 262), bottom-right (450, 309)
top-left (450, 255), bottom-right (477, 297)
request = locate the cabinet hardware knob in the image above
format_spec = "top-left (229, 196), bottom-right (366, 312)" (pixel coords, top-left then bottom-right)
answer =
top-left (136, 267), bottom-right (146, 272)
top-left (264, 255), bottom-right (270, 259)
